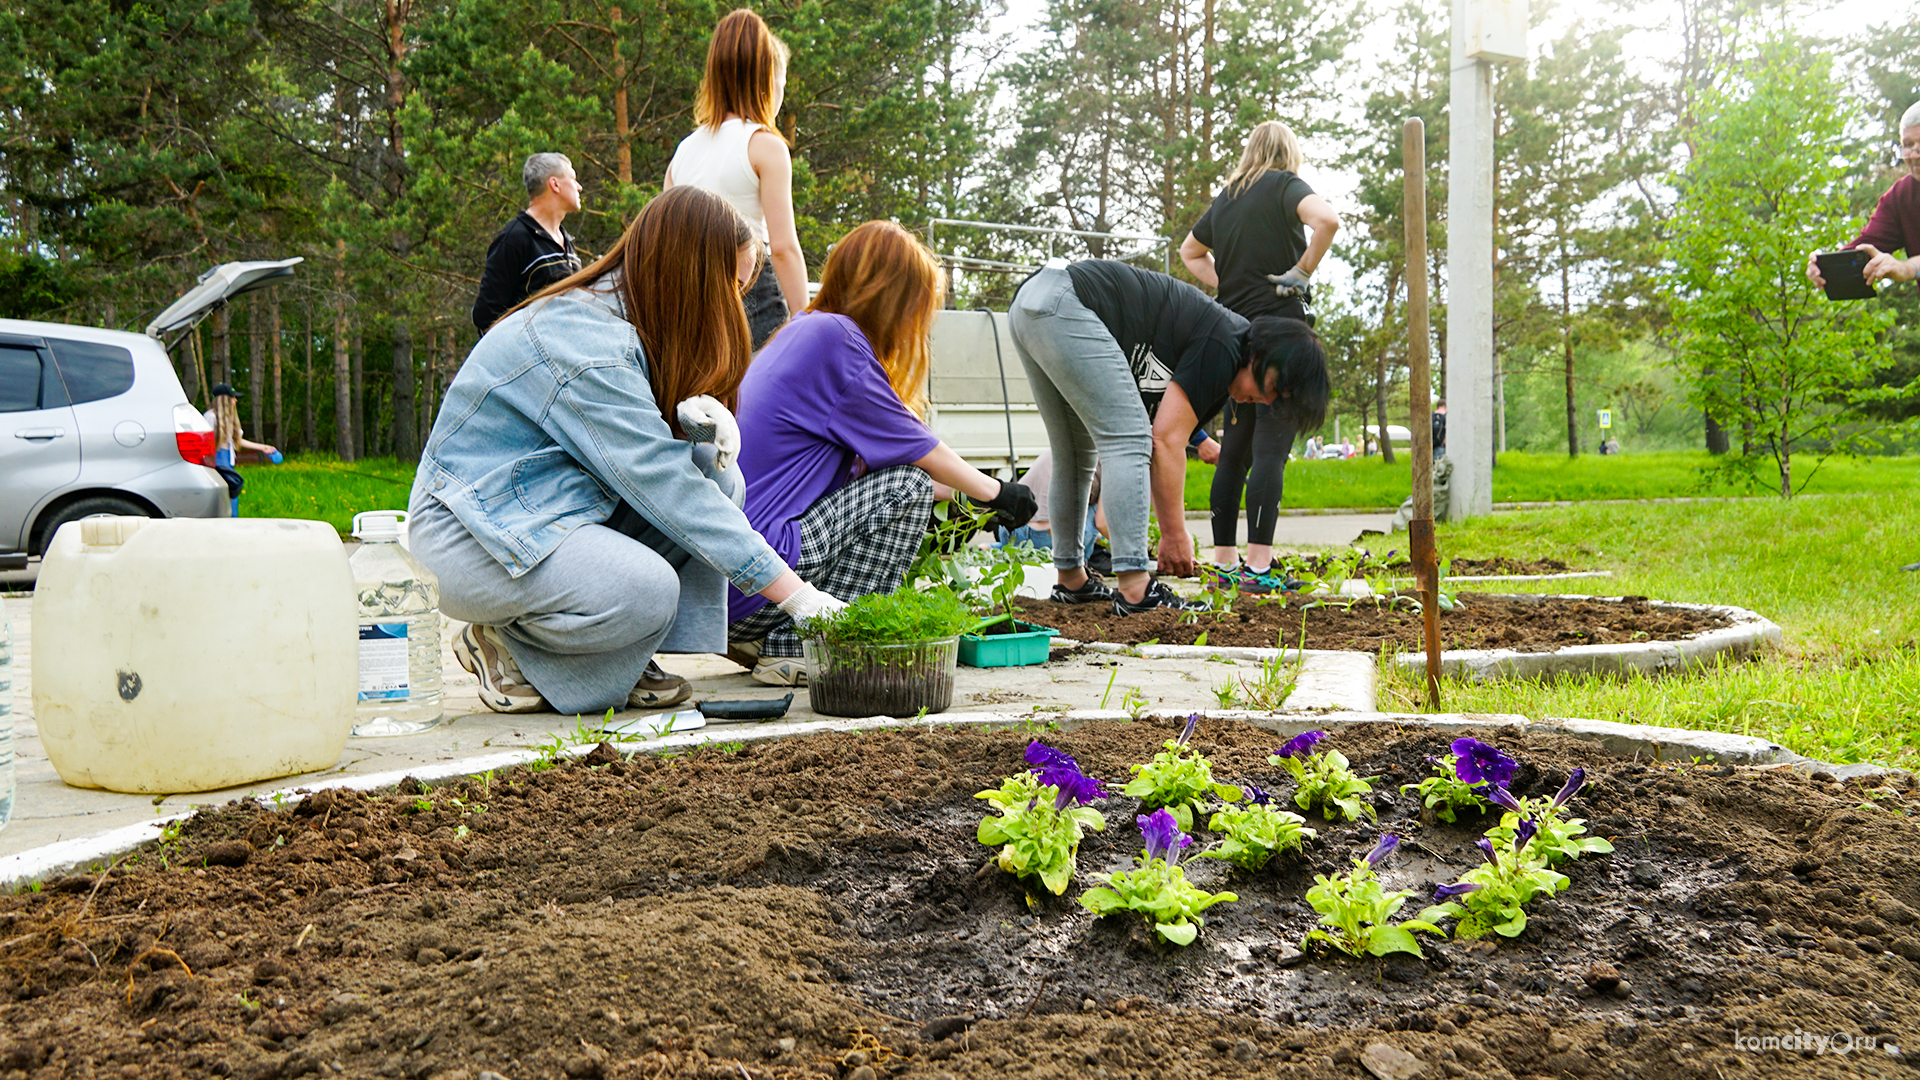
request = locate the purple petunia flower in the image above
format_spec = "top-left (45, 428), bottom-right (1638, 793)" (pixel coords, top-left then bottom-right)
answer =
top-left (1047, 767), bottom-right (1108, 810)
top-left (1276, 730), bottom-right (1326, 760)
top-left (1475, 837), bottom-right (1498, 867)
top-left (1485, 785), bottom-right (1524, 814)
top-left (1139, 809), bottom-right (1192, 863)
top-left (1549, 768), bottom-right (1587, 811)
top-left (1515, 818), bottom-right (1539, 854)
top-left (1363, 834), bottom-right (1400, 867)
top-left (1026, 741), bottom-right (1075, 772)
top-left (1242, 783), bottom-right (1276, 806)
top-left (1450, 737), bottom-right (1518, 788)
top-left (1434, 881), bottom-right (1483, 901)
top-left (1177, 713), bottom-right (1200, 746)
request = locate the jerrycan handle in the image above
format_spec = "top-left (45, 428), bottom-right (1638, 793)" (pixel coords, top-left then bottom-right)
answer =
top-left (79, 516), bottom-right (148, 549)
top-left (352, 511), bottom-right (408, 543)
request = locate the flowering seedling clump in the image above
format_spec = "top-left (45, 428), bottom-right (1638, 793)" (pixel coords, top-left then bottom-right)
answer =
top-left (1400, 737), bottom-right (1518, 823)
top-left (1121, 715), bottom-right (1243, 831)
top-left (1270, 730), bottom-right (1377, 821)
top-left (1304, 835), bottom-right (1445, 958)
top-left (975, 741), bottom-right (1108, 895)
top-left (1417, 820), bottom-right (1569, 939)
top-left (1197, 783), bottom-right (1316, 871)
top-left (1483, 768), bottom-right (1614, 866)
top-left (1079, 809), bottom-right (1238, 946)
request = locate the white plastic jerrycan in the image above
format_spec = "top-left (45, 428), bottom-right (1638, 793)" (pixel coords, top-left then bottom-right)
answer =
top-left (32, 516), bottom-right (357, 793)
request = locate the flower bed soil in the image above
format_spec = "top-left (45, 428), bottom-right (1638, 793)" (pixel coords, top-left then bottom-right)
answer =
top-left (1288, 555), bottom-right (1590, 578)
top-left (2, 720), bottom-right (1917, 1079)
top-left (1013, 593), bottom-right (1731, 653)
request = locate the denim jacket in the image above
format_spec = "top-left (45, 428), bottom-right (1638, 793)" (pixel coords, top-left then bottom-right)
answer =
top-left (412, 279), bottom-right (787, 595)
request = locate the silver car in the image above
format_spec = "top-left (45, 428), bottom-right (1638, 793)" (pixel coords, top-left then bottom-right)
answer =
top-left (0, 259), bottom-right (300, 565)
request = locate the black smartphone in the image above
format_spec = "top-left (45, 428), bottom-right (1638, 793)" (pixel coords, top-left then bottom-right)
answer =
top-left (1815, 249), bottom-right (1876, 301)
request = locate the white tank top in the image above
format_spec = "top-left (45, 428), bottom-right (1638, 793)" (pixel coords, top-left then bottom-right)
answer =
top-left (668, 118), bottom-right (770, 244)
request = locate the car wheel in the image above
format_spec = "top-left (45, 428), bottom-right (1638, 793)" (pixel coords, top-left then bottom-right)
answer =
top-left (33, 495), bottom-right (152, 554)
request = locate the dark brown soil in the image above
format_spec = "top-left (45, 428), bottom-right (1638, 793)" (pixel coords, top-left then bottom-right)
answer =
top-left (2, 720), bottom-right (1916, 1080)
top-left (1286, 554), bottom-right (1587, 578)
top-left (1013, 593), bottom-right (1733, 653)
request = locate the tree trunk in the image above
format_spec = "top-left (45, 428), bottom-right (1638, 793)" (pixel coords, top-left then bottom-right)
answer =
top-left (248, 303), bottom-right (265, 440)
top-left (269, 293), bottom-right (284, 448)
top-left (350, 327), bottom-right (365, 459)
top-left (612, 5), bottom-right (631, 184)
top-left (1703, 409), bottom-right (1728, 454)
top-left (1375, 267), bottom-right (1400, 466)
top-left (211, 306), bottom-right (230, 387)
top-left (1561, 260), bottom-right (1578, 457)
top-left (303, 292), bottom-right (316, 453)
top-left (391, 318), bottom-right (418, 462)
top-left (333, 242), bottom-right (353, 461)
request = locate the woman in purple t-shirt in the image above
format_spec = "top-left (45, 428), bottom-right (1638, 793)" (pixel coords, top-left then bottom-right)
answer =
top-left (727, 221), bottom-right (1038, 686)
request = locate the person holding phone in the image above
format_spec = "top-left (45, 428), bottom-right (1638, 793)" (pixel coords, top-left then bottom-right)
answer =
top-left (1807, 101), bottom-right (1920, 296)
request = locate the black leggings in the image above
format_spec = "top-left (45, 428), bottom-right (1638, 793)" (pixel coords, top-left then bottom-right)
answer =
top-left (1210, 400), bottom-right (1297, 549)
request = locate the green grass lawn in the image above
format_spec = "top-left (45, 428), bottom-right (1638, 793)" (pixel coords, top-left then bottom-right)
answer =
top-left (1370, 492), bottom-right (1920, 772)
top-left (1186, 450), bottom-right (1920, 510)
top-left (236, 454), bottom-right (417, 537)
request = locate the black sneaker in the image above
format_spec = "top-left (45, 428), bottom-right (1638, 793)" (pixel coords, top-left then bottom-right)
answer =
top-left (1086, 547), bottom-right (1113, 576)
top-left (1051, 575), bottom-right (1115, 604)
top-left (1114, 579), bottom-right (1212, 617)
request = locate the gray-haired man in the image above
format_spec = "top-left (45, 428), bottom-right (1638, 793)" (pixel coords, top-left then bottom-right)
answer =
top-left (471, 153), bottom-right (585, 333)
top-left (1807, 101), bottom-right (1920, 296)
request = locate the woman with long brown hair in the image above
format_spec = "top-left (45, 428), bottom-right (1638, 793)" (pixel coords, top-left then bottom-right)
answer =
top-left (666, 8), bottom-right (806, 348)
top-left (724, 220), bottom-right (1036, 685)
top-left (408, 186), bottom-right (847, 715)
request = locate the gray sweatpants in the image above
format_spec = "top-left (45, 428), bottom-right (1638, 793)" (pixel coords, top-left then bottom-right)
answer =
top-left (408, 444), bottom-right (740, 715)
top-left (1008, 265), bottom-right (1153, 574)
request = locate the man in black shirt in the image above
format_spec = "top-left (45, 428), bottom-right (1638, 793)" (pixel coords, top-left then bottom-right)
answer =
top-left (1009, 258), bottom-right (1328, 616)
top-left (471, 153), bottom-right (585, 334)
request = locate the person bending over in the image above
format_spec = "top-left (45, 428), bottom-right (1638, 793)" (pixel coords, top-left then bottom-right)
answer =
top-left (409, 186), bottom-right (846, 715)
top-left (1008, 257), bottom-right (1328, 617)
top-left (727, 221), bottom-right (1036, 685)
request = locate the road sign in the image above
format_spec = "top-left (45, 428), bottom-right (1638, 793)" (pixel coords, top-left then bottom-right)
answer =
top-left (1597, 409), bottom-right (1612, 429)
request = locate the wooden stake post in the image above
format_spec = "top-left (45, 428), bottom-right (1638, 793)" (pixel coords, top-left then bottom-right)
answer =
top-left (1403, 118), bottom-right (1442, 709)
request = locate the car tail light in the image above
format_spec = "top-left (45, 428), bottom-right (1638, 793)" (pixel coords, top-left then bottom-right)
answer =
top-left (174, 403), bottom-right (215, 464)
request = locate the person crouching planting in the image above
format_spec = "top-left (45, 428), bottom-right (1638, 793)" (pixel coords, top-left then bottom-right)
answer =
top-left (726, 220), bottom-right (1037, 685)
top-left (1007, 258), bottom-right (1328, 617)
top-left (408, 185), bottom-right (849, 715)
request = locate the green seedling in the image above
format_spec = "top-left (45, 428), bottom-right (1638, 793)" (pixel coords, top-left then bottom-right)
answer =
top-left (1120, 715), bottom-right (1242, 832)
top-left (1270, 731), bottom-right (1377, 821)
top-left (1417, 821), bottom-right (1570, 939)
top-left (1482, 768), bottom-right (1614, 866)
top-left (1080, 809), bottom-right (1237, 946)
top-left (1119, 685), bottom-right (1151, 719)
top-left (1197, 785), bottom-right (1316, 871)
top-left (976, 742), bottom-right (1108, 896)
top-left (1304, 835), bottom-right (1445, 958)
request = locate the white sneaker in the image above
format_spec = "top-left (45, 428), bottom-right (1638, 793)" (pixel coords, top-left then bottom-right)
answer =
top-left (751, 656), bottom-right (808, 687)
top-left (452, 623), bottom-right (549, 713)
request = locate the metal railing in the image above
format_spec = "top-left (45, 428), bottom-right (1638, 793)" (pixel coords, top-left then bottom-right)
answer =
top-left (926, 218), bottom-right (1173, 304)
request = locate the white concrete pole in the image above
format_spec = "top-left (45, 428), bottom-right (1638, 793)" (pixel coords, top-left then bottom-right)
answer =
top-left (1444, 0), bottom-right (1506, 520)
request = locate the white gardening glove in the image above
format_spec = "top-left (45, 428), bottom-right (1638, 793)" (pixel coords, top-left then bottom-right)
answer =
top-left (776, 582), bottom-right (849, 627)
top-left (676, 394), bottom-right (740, 470)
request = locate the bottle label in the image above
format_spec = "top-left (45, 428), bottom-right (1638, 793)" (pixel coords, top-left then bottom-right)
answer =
top-left (358, 622), bottom-right (411, 701)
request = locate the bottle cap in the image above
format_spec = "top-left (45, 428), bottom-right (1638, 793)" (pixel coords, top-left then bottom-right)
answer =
top-left (352, 510), bottom-right (408, 542)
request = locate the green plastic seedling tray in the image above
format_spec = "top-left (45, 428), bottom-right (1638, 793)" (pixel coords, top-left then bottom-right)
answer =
top-left (958, 620), bottom-right (1059, 668)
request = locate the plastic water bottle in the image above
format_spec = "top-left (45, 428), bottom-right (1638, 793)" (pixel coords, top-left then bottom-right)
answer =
top-left (1, 621), bottom-right (13, 830)
top-left (348, 512), bottom-right (444, 737)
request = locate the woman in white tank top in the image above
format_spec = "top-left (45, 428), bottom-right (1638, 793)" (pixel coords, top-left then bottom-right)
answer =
top-left (666, 10), bottom-right (807, 349)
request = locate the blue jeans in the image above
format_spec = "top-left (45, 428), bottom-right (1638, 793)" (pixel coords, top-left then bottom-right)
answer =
top-left (997, 517), bottom-right (1099, 564)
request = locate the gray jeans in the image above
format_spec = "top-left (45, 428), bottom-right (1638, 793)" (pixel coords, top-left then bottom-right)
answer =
top-left (1008, 265), bottom-right (1153, 574)
top-left (409, 443), bottom-right (740, 715)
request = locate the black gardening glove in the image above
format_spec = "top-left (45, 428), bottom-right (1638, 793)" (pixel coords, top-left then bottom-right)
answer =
top-left (983, 479), bottom-right (1038, 530)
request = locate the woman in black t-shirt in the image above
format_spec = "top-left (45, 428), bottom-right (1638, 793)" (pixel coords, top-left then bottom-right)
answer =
top-left (1179, 119), bottom-right (1340, 594)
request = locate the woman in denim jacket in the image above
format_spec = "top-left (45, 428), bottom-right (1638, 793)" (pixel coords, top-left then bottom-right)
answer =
top-left (409, 186), bottom-right (846, 715)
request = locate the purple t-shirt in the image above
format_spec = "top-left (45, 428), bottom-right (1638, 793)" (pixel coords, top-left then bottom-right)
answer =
top-left (729, 310), bottom-right (940, 621)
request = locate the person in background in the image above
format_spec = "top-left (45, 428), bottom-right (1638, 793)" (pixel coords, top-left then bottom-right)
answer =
top-left (1008, 257), bottom-right (1329, 617)
top-left (411, 186), bottom-right (848, 715)
top-left (1806, 101), bottom-right (1920, 296)
top-left (727, 221), bottom-right (1036, 685)
top-left (994, 449), bottom-right (1102, 563)
top-left (471, 153), bottom-right (584, 333)
top-left (1180, 119), bottom-right (1340, 595)
top-left (1432, 398), bottom-right (1447, 458)
top-left (202, 381), bottom-right (278, 514)
top-left (667, 9), bottom-right (807, 349)
top-left (1807, 99), bottom-right (1920, 572)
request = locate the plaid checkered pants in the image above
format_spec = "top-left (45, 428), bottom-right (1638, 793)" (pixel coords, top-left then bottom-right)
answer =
top-left (728, 464), bottom-right (935, 657)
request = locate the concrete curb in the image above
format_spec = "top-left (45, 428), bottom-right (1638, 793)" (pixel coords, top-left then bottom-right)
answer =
top-left (1387, 594), bottom-right (1781, 683)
